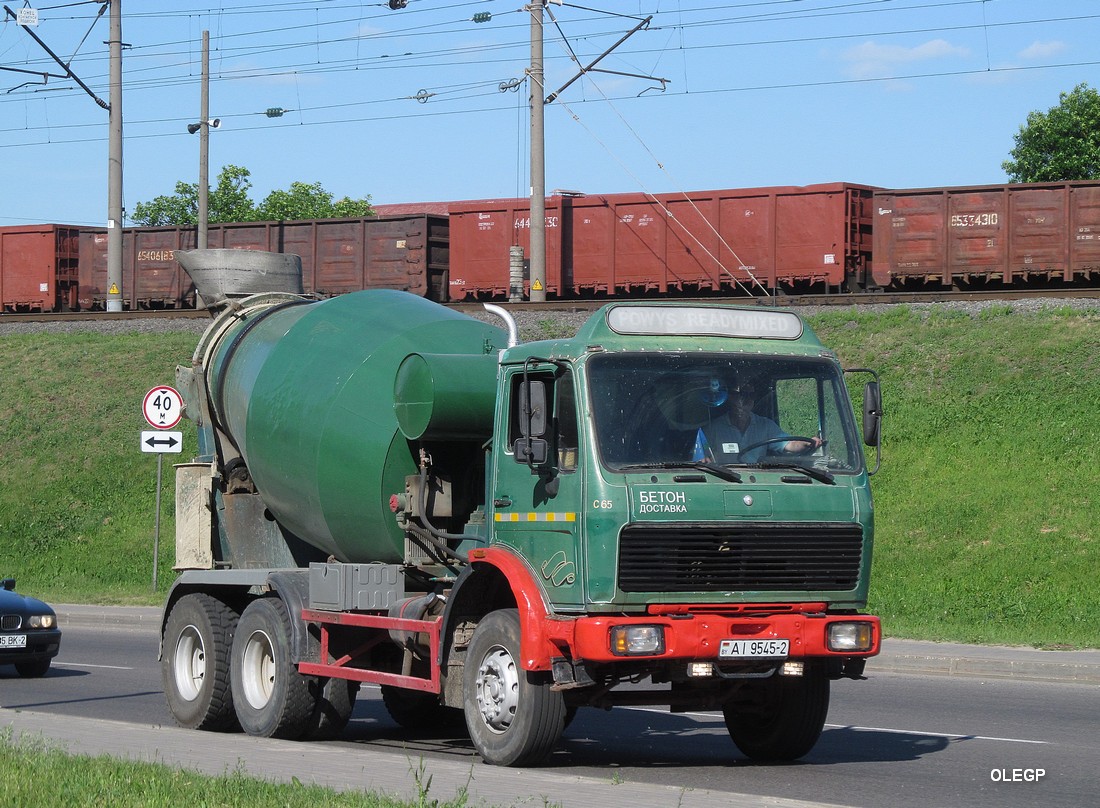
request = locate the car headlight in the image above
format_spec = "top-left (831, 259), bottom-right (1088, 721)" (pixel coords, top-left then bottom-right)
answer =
top-left (610, 625), bottom-right (665, 655)
top-left (28, 614), bottom-right (55, 629)
top-left (827, 621), bottom-right (874, 652)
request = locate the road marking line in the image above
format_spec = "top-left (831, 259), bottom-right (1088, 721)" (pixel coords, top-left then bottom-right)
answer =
top-left (825, 724), bottom-right (1049, 745)
top-left (52, 662), bottom-right (134, 671)
top-left (616, 706), bottom-right (1049, 745)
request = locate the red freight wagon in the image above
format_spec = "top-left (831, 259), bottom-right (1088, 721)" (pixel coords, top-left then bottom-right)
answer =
top-left (78, 227), bottom-right (198, 310)
top-left (0, 224), bottom-right (80, 312)
top-left (447, 198), bottom-right (566, 299)
top-left (871, 181), bottom-right (1100, 288)
top-left (448, 183), bottom-right (877, 299)
top-left (77, 215), bottom-right (449, 309)
top-left (274, 216), bottom-right (449, 300)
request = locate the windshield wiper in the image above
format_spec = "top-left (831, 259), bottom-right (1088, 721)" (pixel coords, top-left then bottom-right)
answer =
top-left (757, 462), bottom-right (835, 485)
top-left (617, 462), bottom-right (742, 483)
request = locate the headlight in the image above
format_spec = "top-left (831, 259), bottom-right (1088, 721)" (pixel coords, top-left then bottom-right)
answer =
top-left (28, 614), bottom-right (55, 629)
top-left (827, 621), bottom-right (874, 652)
top-left (610, 625), bottom-right (665, 655)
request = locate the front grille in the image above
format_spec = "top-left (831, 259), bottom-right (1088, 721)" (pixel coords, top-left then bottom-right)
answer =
top-left (618, 523), bottom-right (864, 592)
top-left (1, 614), bottom-right (21, 630)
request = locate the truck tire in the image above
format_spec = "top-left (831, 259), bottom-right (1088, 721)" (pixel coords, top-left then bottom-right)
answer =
top-left (723, 668), bottom-right (830, 761)
top-left (302, 678), bottom-right (359, 741)
top-left (230, 597), bottom-right (315, 739)
top-left (162, 593), bottom-right (239, 731)
top-left (463, 609), bottom-right (566, 766)
top-left (15, 659), bottom-right (51, 678)
top-left (382, 686), bottom-right (465, 731)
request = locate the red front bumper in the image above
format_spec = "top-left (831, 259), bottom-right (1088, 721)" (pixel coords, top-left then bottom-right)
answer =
top-left (533, 609), bottom-right (880, 668)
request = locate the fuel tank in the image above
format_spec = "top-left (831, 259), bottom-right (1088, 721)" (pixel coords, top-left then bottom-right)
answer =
top-left (197, 289), bottom-right (507, 563)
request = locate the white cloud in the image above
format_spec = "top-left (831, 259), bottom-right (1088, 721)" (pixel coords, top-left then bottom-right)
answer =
top-left (1017, 40), bottom-right (1068, 61)
top-left (841, 38), bottom-right (971, 80)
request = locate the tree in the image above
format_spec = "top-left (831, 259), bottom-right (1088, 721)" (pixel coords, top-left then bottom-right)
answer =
top-left (1003, 83), bottom-right (1100, 183)
top-left (254, 181), bottom-right (373, 221)
top-left (131, 166), bottom-right (372, 225)
top-left (132, 164), bottom-right (256, 226)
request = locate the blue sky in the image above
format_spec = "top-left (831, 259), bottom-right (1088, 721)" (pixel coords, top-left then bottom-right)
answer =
top-left (2, 0), bottom-right (1099, 226)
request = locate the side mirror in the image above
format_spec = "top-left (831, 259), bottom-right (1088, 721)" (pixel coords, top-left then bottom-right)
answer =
top-left (514, 379), bottom-right (549, 467)
top-left (1, 578), bottom-right (15, 592)
top-left (513, 436), bottom-right (549, 465)
top-left (862, 381), bottom-right (882, 447)
top-left (518, 380), bottom-right (547, 438)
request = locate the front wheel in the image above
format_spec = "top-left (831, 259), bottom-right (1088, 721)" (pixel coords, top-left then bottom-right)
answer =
top-left (15, 658), bottom-right (51, 678)
top-left (230, 597), bottom-right (316, 739)
top-left (463, 609), bottom-right (566, 766)
top-left (723, 667), bottom-right (830, 761)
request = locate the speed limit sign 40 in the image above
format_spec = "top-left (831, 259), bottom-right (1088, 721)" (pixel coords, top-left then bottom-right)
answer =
top-left (143, 385), bottom-right (184, 429)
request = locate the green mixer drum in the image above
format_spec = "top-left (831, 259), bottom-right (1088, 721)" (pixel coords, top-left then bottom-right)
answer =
top-left (204, 290), bottom-right (506, 563)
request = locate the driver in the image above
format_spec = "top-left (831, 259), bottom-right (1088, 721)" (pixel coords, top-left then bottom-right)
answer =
top-left (697, 379), bottom-right (822, 463)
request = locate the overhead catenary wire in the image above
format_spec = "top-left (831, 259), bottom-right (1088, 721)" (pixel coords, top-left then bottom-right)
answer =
top-left (4, 2), bottom-right (1092, 93)
top-left (542, 5), bottom-right (767, 294)
top-left (3, 0), bottom-right (1092, 116)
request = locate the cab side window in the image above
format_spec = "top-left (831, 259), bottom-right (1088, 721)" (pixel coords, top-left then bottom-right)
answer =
top-left (555, 370), bottom-right (578, 472)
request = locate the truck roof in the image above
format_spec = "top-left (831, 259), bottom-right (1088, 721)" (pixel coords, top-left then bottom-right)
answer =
top-left (505, 302), bottom-right (830, 363)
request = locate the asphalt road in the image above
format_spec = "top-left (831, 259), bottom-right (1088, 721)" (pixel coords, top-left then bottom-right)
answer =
top-left (1, 616), bottom-right (1098, 808)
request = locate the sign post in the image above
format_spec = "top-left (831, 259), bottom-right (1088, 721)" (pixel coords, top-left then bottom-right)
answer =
top-left (142, 386), bottom-right (184, 591)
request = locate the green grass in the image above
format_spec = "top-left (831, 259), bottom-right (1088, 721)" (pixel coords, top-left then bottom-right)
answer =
top-left (0, 729), bottom-right (474, 808)
top-left (1, 303), bottom-right (1098, 647)
top-left (0, 331), bottom-right (198, 603)
top-left (813, 304), bottom-right (1100, 648)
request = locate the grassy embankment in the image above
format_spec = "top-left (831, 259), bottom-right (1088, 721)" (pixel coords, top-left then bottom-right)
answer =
top-left (0, 303), bottom-right (1097, 647)
top-left (0, 729), bottom-right (471, 808)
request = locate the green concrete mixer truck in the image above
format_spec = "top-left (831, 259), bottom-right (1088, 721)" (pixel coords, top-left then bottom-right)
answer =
top-left (160, 251), bottom-right (883, 767)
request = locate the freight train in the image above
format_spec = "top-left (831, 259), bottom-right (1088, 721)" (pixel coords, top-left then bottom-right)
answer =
top-left (4, 179), bottom-right (1100, 313)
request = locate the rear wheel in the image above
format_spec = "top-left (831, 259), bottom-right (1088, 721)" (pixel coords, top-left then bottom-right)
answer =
top-left (382, 686), bottom-right (465, 731)
top-left (723, 668), bottom-right (830, 761)
top-left (302, 677), bottom-right (359, 741)
top-left (162, 593), bottom-right (239, 731)
top-left (231, 597), bottom-right (315, 739)
top-left (463, 609), bottom-right (565, 766)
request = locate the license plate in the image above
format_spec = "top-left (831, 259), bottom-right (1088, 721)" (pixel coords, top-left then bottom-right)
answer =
top-left (718, 639), bottom-right (789, 659)
top-left (0, 634), bottom-right (27, 649)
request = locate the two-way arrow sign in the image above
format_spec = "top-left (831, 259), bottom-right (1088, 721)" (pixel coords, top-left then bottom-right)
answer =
top-left (141, 430), bottom-right (183, 454)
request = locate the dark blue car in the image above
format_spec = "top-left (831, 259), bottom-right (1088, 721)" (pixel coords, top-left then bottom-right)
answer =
top-left (0, 577), bottom-right (62, 677)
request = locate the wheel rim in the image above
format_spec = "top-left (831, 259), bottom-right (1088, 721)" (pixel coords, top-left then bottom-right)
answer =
top-left (172, 624), bottom-right (206, 701)
top-left (474, 644), bottom-right (520, 734)
top-left (240, 628), bottom-right (277, 710)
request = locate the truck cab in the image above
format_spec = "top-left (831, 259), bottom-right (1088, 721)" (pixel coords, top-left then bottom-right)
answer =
top-left (444, 303), bottom-right (881, 763)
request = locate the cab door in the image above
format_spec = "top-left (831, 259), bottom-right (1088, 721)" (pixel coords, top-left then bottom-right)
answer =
top-left (490, 364), bottom-right (585, 609)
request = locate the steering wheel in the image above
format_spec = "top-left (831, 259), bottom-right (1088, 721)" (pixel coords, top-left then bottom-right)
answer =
top-left (739, 435), bottom-right (822, 457)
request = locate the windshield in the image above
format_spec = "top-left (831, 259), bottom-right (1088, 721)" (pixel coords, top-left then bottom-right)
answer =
top-left (589, 352), bottom-right (863, 474)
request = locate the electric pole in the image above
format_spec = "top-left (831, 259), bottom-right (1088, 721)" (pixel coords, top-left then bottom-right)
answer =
top-left (106, 0), bottom-right (123, 312)
top-left (528, 2), bottom-right (546, 302)
top-left (198, 30), bottom-right (209, 250)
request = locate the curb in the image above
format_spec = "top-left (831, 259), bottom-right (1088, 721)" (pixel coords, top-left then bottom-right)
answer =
top-left (55, 604), bottom-right (162, 629)
top-left (55, 605), bottom-right (1100, 685)
top-left (870, 638), bottom-right (1100, 685)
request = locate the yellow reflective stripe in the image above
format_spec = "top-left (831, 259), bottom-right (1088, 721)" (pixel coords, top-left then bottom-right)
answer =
top-left (495, 512), bottom-right (577, 522)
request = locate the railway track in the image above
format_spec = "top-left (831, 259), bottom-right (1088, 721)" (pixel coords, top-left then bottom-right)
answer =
top-left (2, 286), bottom-right (1099, 324)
